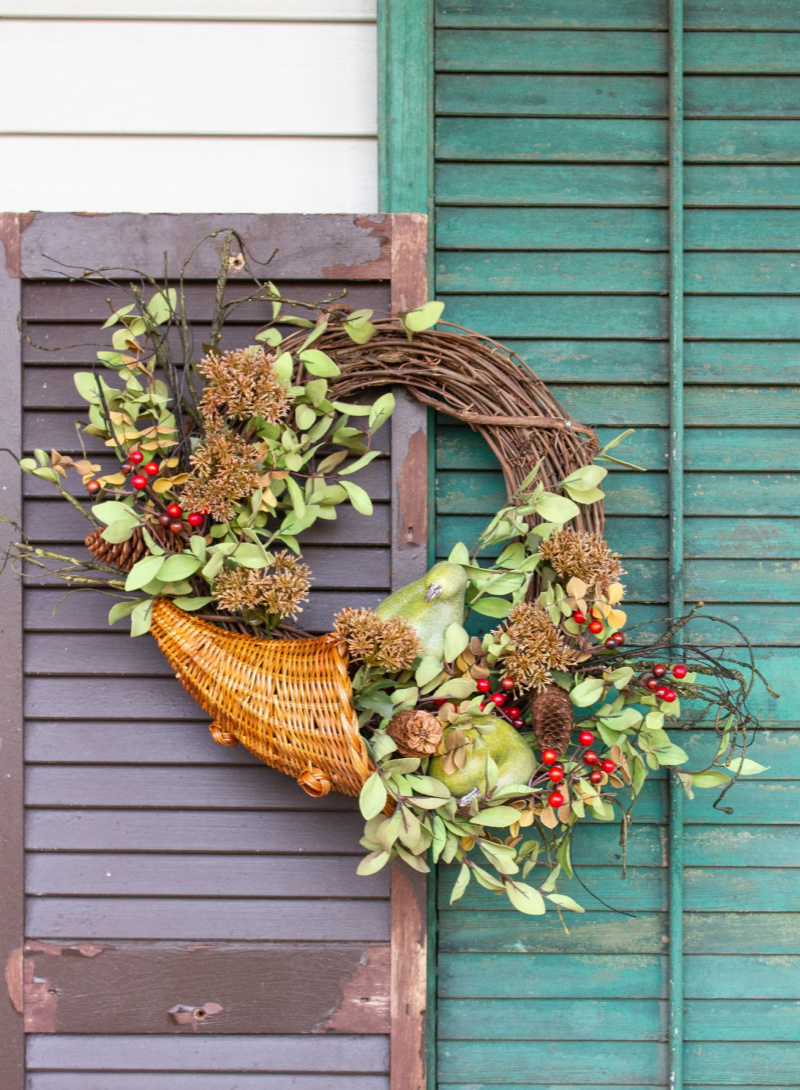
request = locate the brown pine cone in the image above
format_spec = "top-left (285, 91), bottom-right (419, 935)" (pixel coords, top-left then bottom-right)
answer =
top-left (85, 524), bottom-right (183, 572)
top-left (530, 684), bottom-right (574, 756)
top-left (387, 709), bottom-right (444, 759)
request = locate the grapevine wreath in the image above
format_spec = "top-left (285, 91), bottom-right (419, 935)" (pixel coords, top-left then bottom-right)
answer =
top-left (5, 232), bottom-right (774, 918)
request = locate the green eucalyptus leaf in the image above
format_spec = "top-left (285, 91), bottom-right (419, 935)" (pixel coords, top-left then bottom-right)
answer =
top-left (534, 492), bottom-right (581, 523)
top-left (470, 596), bottom-right (512, 618)
top-left (505, 880), bottom-right (546, 915)
top-left (402, 301), bottom-right (445, 333)
top-left (108, 599), bottom-right (139, 625)
top-left (172, 595), bottom-right (215, 611)
top-left (340, 480), bottom-right (373, 516)
top-left (360, 772), bottom-right (388, 820)
top-left (546, 892), bottom-right (585, 913)
top-left (299, 349), bottom-right (340, 377)
top-left (357, 849), bottom-right (390, 876)
top-left (159, 554), bottom-right (202, 581)
top-left (570, 677), bottom-right (605, 707)
top-left (368, 392), bottom-right (395, 431)
top-left (130, 597), bottom-right (154, 637)
top-left (125, 554), bottom-right (165, 592)
top-left (443, 623), bottom-right (470, 663)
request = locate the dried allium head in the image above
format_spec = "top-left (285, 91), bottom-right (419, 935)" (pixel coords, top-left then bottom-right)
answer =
top-left (539, 528), bottom-right (624, 593)
top-left (214, 551), bottom-right (312, 620)
top-left (198, 346), bottom-right (292, 424)
top-left (181, 424), bottom-right (261, 523)
top-left (492, 602), bottom-right (577, 693)
top-left (333, 607), bottom-right (421, 672)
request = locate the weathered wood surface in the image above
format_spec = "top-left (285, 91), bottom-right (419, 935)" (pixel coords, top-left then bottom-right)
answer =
top-left (21, 942), bottom-right (390, 1035)
top-left (9, 213), bottom-right (425, 1085)
top-left (432, 3), bottom-right (800, 1083)
top-left (0, 212), bottom-right (25, 1086)
top-left (26, 1033), bottom-right (390, 1071)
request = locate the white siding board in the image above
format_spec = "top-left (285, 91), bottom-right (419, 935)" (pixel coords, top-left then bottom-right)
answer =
top-left (0, 21), bottom-right (376, 136)
top-left (0, 135), bottom-right (377, 212)
top-left (0, 0), bottom-right (375, 17)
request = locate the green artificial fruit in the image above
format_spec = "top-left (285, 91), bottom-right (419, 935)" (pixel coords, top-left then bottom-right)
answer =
top-left (374, 560), bottom-right (468, 659)
top-left (429, 715), bottom-right (537, 798)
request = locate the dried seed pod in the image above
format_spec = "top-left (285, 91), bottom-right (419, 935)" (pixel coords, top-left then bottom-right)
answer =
top-left (387, 709), bottom-right (444, 758)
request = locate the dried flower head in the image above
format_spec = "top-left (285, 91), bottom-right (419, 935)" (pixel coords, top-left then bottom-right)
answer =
top-left (333, 607), bottom-right (421, 673)
top-left (181, 423), bottom-right (261, 523)
top-left (214, 551), bottom-right (313, 620)
top-left (198, 346), bottom-right (292, 424)
top-left (492, 602), bottom-right (577, 692)
top-left (539, 528), bottom-right (624, 593)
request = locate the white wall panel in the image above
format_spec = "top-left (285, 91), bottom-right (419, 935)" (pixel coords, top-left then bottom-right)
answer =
top-left (0, 0), bottom-right (375, 17)
top-left (0, 5), bottom-right (378, 213)
top-left (0, 21), bottom-right (376, 136)
top-left (0, 135), bottom-right (377, 212)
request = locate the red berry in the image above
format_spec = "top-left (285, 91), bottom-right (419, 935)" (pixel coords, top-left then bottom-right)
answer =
top-left (434, 698), bottom-right (448, 709)
top-left (578, 730), bottom-right (594, 746)
top-left (646, 678), bottom-right (660, 692)
top-left (604, 636), bottom-right (618, 649)
top-left (653, 664), bottom-right (667, 678)
top-left (506, 706), bottom-right (521, 719)
top-left (187, 512), bottom-right (204, 528)
top-left (601, 759), bottom-right (615, 773)
top-left (547, 791), bottom-right (565, 809)
top-left (672, 664), bottom-right (688, 679)
top-left (159, 512), bottom-right (172, 527)
top-left (476, 678), bottom-right (491, 694)
top-left (86, 480), bottom-right (101, 495)
top-left (583, 750), bottom-right (599, 766)
top-left (548, 766), bottom-right (564, 783)
top-left (166, 503), bottom-right (182, 519)
top-left (512, 718), bottom-right (525, 728)
top-left (572, 610), bottom-right (587, 624)
top-left (590, 770), bottom-right (603, 785)
top-left (131, 474), bottom-right (147, 489)
top-left (500, 677), bottom-right (515, 691)
top-left (169, 520), bottom-right (183, 534)
top-left (490, 692), bottom-right (506, 706)
top-left (541, 749), bottom-right (558, 766)
top-left (144, 461), bottom-right (159, 476)
top-left (662, 688), bottom-right (677, 703)
top-left (479, 703), bottom-right (486, 711)
top-left (129, 450), bottom-right (144, 464)
top-left (612, 632), bottom-right (625, 646)
top-left (120, 462), bottom-right (132, 475)
top-left (656, 686), bottom-right (667, 699)
top-left (589, 619), bottom-right (603, 634)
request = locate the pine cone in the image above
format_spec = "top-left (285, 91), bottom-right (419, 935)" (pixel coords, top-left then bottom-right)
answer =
top-left (85, 524), bottom-right (183, 572)
top-left (530, 684), bottom-right (574, 756)
top-left (387, 709), bottom-right (443, 759)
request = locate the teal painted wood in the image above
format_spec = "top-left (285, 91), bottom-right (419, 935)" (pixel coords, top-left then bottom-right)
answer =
top-left (437, 207), bottom-right (800, 249)
top-left (437, 29), bottom-right (800, 73)
top-left (438, 117), bottom-right (800, 161)
top-left (432, 6), bottom-right (800, 1087)
top-left (437, 1040), bottom-right (800, 1084)
top-left (437, 163), bottom-right (800, 206)
top-left (436, 0), bottom-right (800, 31)
top-left (437, 74), bottom-right (800, 118)
top-left (668, 5), bottom-right (686, 1082)
top-left (437, 251), bottom-right (800, 293)
top-left (438, 998), bottom-right (667, 1040)
top-left (378, 0), bottom-right (434, 215)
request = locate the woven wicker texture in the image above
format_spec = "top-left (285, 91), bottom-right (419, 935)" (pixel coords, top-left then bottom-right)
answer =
top-left (289, 319), bottom-right (603, 537)
top-left (150, 597), bottom-right (373, 798)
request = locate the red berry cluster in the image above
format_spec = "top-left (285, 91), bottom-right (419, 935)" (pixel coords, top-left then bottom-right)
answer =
top-left (639, 661), bottom-right (687, 704)
top-left (571, 609), bottom-right (624, 648)
top-left (87, 449), bottom-right (206, 535)
top-left (538, 728), bottom-right (615, 809)
top-left (476, 676), bottom-right (527, 729)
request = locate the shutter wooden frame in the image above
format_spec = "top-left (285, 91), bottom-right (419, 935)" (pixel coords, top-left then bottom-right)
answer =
top-left (0, 211), bottom-right (428, 1090)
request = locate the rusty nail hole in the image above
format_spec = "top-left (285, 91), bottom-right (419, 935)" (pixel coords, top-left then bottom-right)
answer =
top-left (193, 1008), bottom-right (207, 1020)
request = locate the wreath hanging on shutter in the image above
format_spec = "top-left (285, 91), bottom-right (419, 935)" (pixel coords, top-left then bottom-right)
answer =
top-left (7, 233), bottom-right (774, 916)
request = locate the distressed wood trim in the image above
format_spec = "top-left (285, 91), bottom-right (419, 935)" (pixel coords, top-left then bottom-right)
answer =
top-left (16, 213), bottom-right (393, 281)
top-left (21, 942), bottom-right (390, 1035)
top-left (0, 212), bottom-right (25, 1089)
top-left (388, 212), bottom-right (430, 1090)
top-left (378, 0), bottom-right (434, 220)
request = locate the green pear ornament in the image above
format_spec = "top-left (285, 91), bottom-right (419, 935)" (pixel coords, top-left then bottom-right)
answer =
top-left (374, 561), bottom-right (468, 660)
top-left (429, 716), bottom-right (537, 798)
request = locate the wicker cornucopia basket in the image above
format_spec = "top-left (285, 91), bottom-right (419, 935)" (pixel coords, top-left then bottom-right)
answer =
top-left (150, 598), bottom-right (372, 798)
